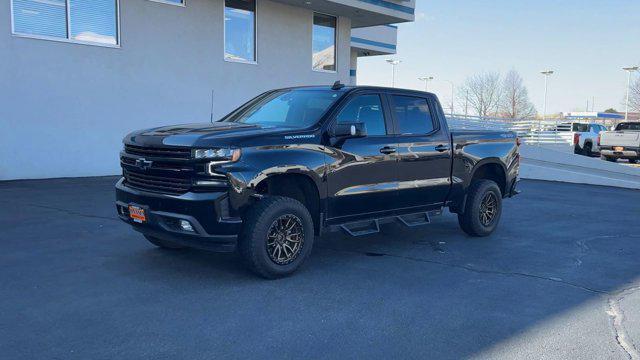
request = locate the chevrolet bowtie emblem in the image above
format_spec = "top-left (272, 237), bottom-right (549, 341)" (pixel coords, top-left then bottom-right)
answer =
top-left (135, 158), bottom-right (153, 171)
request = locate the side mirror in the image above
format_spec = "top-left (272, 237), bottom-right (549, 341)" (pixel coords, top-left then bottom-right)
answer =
top-left (330, 122), bottom-right (367, 139)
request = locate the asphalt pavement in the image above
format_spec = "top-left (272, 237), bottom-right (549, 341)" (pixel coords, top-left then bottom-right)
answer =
top-left (1, 177), bottom-right (639, 359)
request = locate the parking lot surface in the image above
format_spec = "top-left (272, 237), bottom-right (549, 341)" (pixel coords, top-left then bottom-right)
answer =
top-left (1, 177), bottom-right (639, 359)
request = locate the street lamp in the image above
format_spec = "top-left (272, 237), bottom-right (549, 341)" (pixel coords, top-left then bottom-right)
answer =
top-left (386, 59), bottom-right (401, 87)
top-left (540, 70), bottom-right (554, 122)
top-left (623, 66), bottom-right (639, 120)
top-left (418, 76), bottom-right (434, 91)
top-left (438, 79), bottom-right (455, 117)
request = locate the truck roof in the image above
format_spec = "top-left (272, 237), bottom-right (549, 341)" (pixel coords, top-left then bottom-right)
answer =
top-left (280, 85), bottom-right (434, 97)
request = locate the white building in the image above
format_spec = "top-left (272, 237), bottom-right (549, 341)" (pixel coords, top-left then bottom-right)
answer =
top-left (0, 0), bottom-right (415, 180)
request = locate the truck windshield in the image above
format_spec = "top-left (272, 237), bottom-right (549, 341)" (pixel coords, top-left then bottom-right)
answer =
top-left (221, 90), bottom-right (342, 128)
top-left (615, 123), bottom-right (640, 131)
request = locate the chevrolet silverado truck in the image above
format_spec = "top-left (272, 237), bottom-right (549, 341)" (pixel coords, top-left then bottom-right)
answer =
top-left (116, 84), bottom-right (520, 278)
top-left (572, 123), bottom-right (607, 156)
top-left (599, 122), bottom-right (640, 163)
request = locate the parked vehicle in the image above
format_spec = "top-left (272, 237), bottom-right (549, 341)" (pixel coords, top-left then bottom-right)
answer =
top-left (115, 84), bottom-right (520, 278)
top-left (572, 123), bottom-right (607, 156)
top-left (599, 122), bottom-right (640, 163)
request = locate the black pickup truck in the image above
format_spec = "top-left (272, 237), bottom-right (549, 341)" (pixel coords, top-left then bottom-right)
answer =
top-left (116, 85), bottom-right (520, 278)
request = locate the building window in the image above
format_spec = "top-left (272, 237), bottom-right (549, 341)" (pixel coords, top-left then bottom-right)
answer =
top-left (11, 0), bottom-right (119, 46)
top-left (224, 0), bottom-right (256, 63)
top-left (312, 13), bottom-right (337, 72)
top-left (149, 0), bottom-right (185, 6)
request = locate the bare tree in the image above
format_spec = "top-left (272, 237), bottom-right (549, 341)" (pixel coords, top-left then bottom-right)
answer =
top-left (500, 69), bottom-right (537, 119)
top-left (458, 72), bottom-right (502, 117)
top-left (630, 77), bottom-right (640, 112)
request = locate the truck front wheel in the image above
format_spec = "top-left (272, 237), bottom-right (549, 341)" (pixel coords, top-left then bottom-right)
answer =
top-left (238, 196), bottom-right (314, 279)
top-left (458, 180), bottom-right (503, 237)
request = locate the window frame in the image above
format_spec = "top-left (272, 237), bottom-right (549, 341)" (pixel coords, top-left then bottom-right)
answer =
top-left (148, 0), bottom-right (185, 7)
top-left (10, 0), bottom-right (121, 48)
top-left (223, 0), bottom-right (258, 65)
top-left (311, 12), bottom-right (338, 74)
top-left (387, 94), bottom-right (440, 137)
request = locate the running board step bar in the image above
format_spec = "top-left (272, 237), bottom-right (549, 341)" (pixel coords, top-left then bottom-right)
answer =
top-left (337, 209), bottom-right (442, 237)
top-left (397, 212), bottom-right (431, 227)
top-left (340, 219), bottom-right (380, 237)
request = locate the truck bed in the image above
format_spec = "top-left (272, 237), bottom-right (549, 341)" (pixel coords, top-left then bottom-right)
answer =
top-left (450, 130), bottom-right (517, 144)
top-left (600, 131), bottom-right (640, 148)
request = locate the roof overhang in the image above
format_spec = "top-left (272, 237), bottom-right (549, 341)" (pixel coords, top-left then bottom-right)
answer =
top-left (271, 0), bottom-right (415, 27)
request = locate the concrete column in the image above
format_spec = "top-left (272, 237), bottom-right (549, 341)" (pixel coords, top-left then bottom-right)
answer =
top-left (350, 49), bottom-right (358, 85)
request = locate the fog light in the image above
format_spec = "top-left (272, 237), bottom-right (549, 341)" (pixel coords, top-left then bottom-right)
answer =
top-left (180, 220), bottom-right (195, 232)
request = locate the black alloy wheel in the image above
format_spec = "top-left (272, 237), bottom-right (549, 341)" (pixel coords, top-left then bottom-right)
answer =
top-left (266, 214), bottom-right (304, 265)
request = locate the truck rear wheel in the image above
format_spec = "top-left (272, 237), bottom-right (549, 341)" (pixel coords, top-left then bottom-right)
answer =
top-left (144, 235), bottom-right (185, 249)
top-left (238, 196), bottom-right (314, 279)
top-left (457, 180), bottom-right (502, 237)
top-left (583, 143), bottom-right (593, 157)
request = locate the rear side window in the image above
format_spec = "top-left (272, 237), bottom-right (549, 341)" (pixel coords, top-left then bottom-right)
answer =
top-left (615, 123), bottom-right (640, 131)
top-left (391, 96), bottom-right (435, 135)
top-left (336, 95), bottom-right (387, 136)
top-left (573, 123), bottom-right (589, 132)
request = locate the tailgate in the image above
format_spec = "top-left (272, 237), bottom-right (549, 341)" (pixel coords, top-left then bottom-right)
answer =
top-left (600, 132), bottom-right (640, 147)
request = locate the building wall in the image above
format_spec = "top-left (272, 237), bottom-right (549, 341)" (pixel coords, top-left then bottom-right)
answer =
top-left (0, 0), bottom-right (351, 180)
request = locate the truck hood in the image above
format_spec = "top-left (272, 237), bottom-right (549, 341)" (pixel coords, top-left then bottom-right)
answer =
top-left (125, 122), bottom-right (304, 148)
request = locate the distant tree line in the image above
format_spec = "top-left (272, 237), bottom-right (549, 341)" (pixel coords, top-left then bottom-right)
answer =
top-left (458, 70), bottom-right (537, 119)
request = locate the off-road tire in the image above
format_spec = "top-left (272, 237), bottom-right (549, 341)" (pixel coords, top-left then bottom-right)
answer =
top-left (144, 235), bottom-right (185, 249)
top-left (457, 180), bottom-right (502, 237)
top-left (583, 143), bottom-right (593, 157)
top-left (238, 196), bottom-right (314, 279)
top-left (602, 156), bottom-right (617, 162)
top-left (573, 145), bottom-right (582, 155)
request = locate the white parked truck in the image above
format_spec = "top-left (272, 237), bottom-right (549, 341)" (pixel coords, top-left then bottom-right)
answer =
top-left (599, 122), bottom-right (640, 163)
top-left (572, 123), bottom-right (607, 157)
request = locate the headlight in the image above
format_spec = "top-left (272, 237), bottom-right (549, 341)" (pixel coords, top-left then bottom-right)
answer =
top-left (193, 148), bottom-right (241, 162)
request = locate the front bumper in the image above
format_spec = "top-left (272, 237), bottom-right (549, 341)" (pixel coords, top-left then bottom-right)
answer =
top-left (115, 178), bottom-right (241, 252)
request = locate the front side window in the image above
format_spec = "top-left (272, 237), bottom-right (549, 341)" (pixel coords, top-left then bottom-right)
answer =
top-left (224, 0), bottom-right (256, 62)
top-left (222, 90), bottom-right (342, 129)
top-left (392, 96), bottom-right (435, 135)
top-left (12, 0), bottom-right (119, 46)
top-left (312, 13), bottom-right (336, 72)
top-left (336, 95), bottom-right (387, 136)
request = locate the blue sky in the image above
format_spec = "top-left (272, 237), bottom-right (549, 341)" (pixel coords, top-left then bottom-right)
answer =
top-left (358, 0), bottom-right (640, 114)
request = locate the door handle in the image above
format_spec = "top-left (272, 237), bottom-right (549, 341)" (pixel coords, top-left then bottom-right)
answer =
top-left (435, 144), bottom-right (450, 152)
top-left (379, 146), bottom-right (397, 154)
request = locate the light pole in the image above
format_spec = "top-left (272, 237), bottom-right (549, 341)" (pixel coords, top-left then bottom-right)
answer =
top-left (540, 70), bottom-right (554, 122)
top-left (418, 76), bottom-right (434, 91)
top-left (441, 80), bottom-right (455, 117)
top-left (539, 70), bottom-right (554, 144)
top-left (386, 59), bottom-right (401, 87)
top-left (623, 66), bottom-right (639, 120)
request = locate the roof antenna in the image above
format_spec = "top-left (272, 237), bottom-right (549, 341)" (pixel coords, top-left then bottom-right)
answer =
top-left (209, 89), bottom-right (215, 123)
top-left (332, 80), bottom-right (345, 90)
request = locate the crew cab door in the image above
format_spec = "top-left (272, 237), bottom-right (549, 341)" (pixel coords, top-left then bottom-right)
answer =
top-left (388, 94), bottom-right (452, 208)
top-left (325, 92), bottom-right (399, 220)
